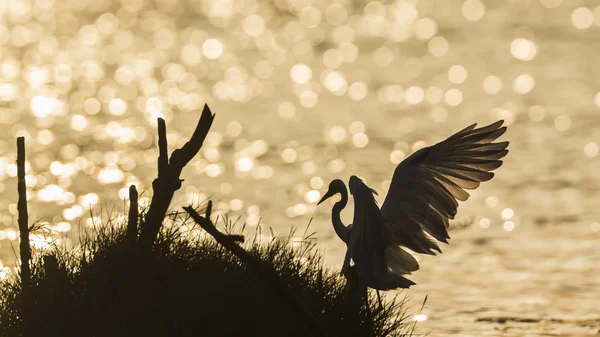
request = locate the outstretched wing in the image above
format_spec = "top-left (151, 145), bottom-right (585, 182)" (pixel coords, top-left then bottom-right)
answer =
top-left (348, 176), bottom-right (415, 290)
top-left (380, 120), bottom-right (509, 258)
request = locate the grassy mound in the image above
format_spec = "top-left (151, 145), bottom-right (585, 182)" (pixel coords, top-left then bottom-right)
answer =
top-left (0, 209), bottom-right (417, 337)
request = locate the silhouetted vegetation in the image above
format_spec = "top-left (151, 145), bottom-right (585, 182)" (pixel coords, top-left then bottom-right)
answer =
top-left (0, 207), bottom-right (417, 337)
top-left (0, 105), bottom-right (420, 337)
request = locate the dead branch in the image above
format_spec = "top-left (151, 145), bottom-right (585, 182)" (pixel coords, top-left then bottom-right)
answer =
top-left (183, 203), bottom-right (326, 337)
top-left (139, 104), bottom-right (215, 249)
top-left (157, 118), bottom-right (168, 179)
top-left (127, 184), bottom-right (138, 243)
top-left (17, 137), bottom-right (31, 291)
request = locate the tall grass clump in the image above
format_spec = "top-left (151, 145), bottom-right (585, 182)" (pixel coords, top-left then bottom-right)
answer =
top-left (0, 206), bottom-right (418, 337)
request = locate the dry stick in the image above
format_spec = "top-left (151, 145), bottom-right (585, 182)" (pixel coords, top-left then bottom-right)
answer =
top-left (157, 119), bottom-right (168, 179)
top-left (139, 104), bottom-right (215, 249)
top-left (205, 199), bottom-right (212, 218)
top-left (127, 184), bottom-right (138, 243)
top-left (16, 137), bottom-right (31, 292)
top-left (183, 204), bottom-right (327, 337)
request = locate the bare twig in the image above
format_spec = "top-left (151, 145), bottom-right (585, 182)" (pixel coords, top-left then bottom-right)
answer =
top-left (183, 203), bottom-right (326, 337)
top-left (157, 118), bottom-right (168, 179)
top-left (139, 104), bottom-right (215, 249)
top-left (205, 200), bottom-right (212, 218)
top-left (17, 137), bottom-right (31, 291)
top-left (127, 184), bottom-right (138, 243)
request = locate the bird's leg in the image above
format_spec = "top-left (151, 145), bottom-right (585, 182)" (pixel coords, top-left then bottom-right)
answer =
top-left (376, 290), bottom-right (383, 312)
top-left (364, 287), bottom-right (369, 313)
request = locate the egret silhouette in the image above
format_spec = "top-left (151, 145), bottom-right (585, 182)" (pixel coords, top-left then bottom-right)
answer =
top-left (318, 120), bottom-right (509, 304)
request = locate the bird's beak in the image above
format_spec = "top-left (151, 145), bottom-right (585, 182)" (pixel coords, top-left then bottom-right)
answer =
top-left (317, 189), bottom-right (334, 205)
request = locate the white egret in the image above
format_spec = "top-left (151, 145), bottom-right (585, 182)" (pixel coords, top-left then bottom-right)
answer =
top-left (318, 120), bottom-right (509, 304)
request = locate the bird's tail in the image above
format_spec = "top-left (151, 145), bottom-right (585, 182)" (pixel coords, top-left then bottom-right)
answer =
top-left (361, 246), bottom-right (419, 290)
top-left (367, 273), bottom-right (416, 290)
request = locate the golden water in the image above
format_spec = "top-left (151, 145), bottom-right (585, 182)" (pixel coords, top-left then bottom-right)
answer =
top-left (0, 0), bottom-right (598, 335)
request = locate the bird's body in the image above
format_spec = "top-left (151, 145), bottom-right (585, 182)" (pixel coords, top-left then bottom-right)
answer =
top-left (318, 120), bottom-right (509, 293)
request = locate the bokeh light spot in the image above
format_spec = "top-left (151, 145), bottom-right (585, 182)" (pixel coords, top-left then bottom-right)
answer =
top-left (202, 39), bottom-right (223, 59)
top-left (290, 64), bottom-right (312, 84)
top-left (572, 7), bottom-right (593, 29)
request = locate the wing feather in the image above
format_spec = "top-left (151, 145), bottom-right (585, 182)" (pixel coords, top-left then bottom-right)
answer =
top-left (409, 208), bottom-right (449, 242)
top-left (432, 173), bottom-right (471, 201)
top-left (420, 175), bottom-right (460, 215)
top-left (435, 162), bottom-right (496, 181)
top-left (454, 142), bottom-right (509, 152)
top-left (446, 123), bottom-right (477, 142)
top-left (380, 120), bottom-right (509, 257)
top-left (431, 168), bottom-right (481, 189)
top-left (442, 158), bottom-right (504, 171)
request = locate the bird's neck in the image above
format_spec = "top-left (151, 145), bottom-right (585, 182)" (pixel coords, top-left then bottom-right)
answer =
top-left (332, 188), bottom-right (350, 243)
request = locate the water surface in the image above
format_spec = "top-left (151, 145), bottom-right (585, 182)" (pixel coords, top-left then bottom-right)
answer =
top-left (0, 0), bottom-right (599, 335)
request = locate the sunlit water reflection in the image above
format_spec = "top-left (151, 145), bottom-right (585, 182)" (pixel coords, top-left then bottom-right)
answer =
top-left (0, 0), bottom-right (599, 335)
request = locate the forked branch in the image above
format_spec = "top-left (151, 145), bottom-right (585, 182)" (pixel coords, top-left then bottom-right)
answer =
top-left (139, 104), bottom-right (215, 249)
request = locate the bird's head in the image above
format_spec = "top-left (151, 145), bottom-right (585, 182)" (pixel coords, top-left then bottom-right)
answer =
top-left (349, 175), bottom-right (378, 196)
top-left (348, 175), bottom-right (361, 195)
top-left (317, 179), bottom-right (345, 205)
